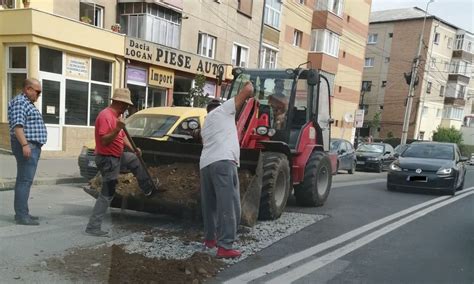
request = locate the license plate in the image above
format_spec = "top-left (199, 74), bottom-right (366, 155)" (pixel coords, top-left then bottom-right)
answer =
top-left (409, 176), bottom-right (427, 182)
top-left (356, 161), bottom-right (365, 165)
top-left (88, 160), bottom-right (97, 168)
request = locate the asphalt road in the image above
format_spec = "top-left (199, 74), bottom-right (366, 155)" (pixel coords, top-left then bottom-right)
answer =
top-left (216, 166), bottom-right (474, 284)
top-left (1, 168), bottom-right (473, 283)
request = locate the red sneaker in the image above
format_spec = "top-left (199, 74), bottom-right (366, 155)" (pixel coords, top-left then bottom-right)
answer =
top-left (216, 247), bottom-right (241, 259)
top-left (204, 240), bottom-right (217, 249)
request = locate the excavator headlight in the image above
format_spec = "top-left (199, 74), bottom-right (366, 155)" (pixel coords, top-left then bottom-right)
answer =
top-left (256, 126), bottom-right (269, 135)
top-left (188, 119), bottom-right (200, 130)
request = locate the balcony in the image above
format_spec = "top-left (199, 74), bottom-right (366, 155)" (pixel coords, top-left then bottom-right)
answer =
top-left (452, 50), bottom-right (473, 62)
top-left (444, 97), bottom-right (465, 107)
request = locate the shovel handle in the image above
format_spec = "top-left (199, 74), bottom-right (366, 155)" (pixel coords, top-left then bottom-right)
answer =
top-left (123, 127), bottom-right (157, 191)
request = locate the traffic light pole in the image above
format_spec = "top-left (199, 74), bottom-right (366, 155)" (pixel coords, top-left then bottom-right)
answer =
top-left (400, 0), bottom-right (434, 145)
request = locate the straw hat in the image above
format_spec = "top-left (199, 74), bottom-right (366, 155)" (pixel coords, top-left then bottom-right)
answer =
top-left (111, 88), bottom-right (133, 105)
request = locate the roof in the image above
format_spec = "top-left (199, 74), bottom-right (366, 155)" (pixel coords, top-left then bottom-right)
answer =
top-left (135, 106), bottom-right (207, 117)
top-left (370, 7), bottom-right (460, 30)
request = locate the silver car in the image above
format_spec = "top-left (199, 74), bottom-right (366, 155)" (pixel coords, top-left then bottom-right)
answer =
top-left (469, 153), bottom-right (474, 165)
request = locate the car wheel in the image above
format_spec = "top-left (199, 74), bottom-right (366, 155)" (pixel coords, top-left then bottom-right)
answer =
top-left (348, 160), bottom-right (356, 174)
top-left (456, 177), bottom-right (465, 191)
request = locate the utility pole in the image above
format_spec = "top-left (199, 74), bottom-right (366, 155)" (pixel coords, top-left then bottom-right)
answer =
top-left (400, 0), bottom-right (434, 145)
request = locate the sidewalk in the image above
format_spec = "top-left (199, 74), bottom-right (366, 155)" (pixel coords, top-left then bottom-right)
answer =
top-left (0, 151), bottom-right (86, 191)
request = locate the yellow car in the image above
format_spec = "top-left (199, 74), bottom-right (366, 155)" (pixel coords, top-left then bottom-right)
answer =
top-left (78, 106), bottom-right (207, 179)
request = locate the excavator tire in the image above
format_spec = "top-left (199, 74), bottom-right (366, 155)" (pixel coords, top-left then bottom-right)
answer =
top-left (258, 152), bottom-right (291, 220)
top-left (294, 151), bottom-right (332, 207)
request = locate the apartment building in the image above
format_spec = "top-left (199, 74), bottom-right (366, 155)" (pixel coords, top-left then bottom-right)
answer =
top-left (362, 7), bottom-right (473, 140)
top-left (0, 0), bottom-right (261, 156)
top-left (274, 0), bottom-right (372, 142)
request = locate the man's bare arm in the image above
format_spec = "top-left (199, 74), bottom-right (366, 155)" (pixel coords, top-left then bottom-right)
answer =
top-left (234, 81), bottom-right (255, 113)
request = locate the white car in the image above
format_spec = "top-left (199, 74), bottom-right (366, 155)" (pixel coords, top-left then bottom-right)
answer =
top-left (470, 154), bottom-right (474, 165)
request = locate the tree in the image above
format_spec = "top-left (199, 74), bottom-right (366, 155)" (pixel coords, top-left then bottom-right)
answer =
top-left (188, 73), bottom-right (209, 108)
top-left (432, 126), bottom-right (463, 144)
top-left (370, 112), bottom-right (381, 135)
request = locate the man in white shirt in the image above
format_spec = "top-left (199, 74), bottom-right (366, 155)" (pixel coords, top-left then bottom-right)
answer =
top-left (199, 81), bottom-right (254, 258)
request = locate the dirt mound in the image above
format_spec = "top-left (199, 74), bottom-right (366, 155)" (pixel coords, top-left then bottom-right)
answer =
top-left (88, 163), bottom-right (255, 222)
top-left (47, 245), bottom-right (224, 284)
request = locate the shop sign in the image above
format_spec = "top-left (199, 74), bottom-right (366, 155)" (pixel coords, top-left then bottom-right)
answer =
top-left (125, 37), bottom-right (227, 78)
top-left (149, 67), bottom-right (174, 88)
top-left (354, 109), bottom-right (365, 128)
top-left (65, 55), bottom-right (89, 80)
top-left (127, 66), bottom-right (147, 83)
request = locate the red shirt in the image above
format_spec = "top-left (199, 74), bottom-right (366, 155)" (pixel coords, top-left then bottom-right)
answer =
top-left (94, 107), bottom-right (124, 157)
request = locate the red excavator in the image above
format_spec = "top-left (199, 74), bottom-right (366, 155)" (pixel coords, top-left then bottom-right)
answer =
top-left (86, 67), bottom-right (336, 226)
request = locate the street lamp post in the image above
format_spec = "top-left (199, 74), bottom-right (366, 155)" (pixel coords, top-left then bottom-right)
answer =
top-left (400, 0), bottom-right (435, 145)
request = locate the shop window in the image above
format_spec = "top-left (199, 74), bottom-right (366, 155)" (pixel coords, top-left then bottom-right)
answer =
top-left (41, 80), bottom-right (61, 124)
top-left (65, 80), bottom-right (89, 125)
top-left (91, 58), bottom-right (112, 83)
top-left (147, 87), bottom-right (167, 108)
top-left (128, 84), bottom-right (147, 115)
top-left (40, 47), bottom-right (62, 74)
top-left (237, 0), bottom-right (253, 17)
top-left (232, 43), bottom-right (249, 67)
top-left (264, 0), bottom-right (281, 29)
top-left (90, 84), bottom-right (111, 125)
top-left (173, 76), bottom-right (193, 106)
top-left (80, 1), bottom-right (104, 28)
top-left (7, 46), bottom-right (27, 101)
top-left (261, 45), bottom-right (278, 69)
top-left (197, 32), bottom-right (216, 59)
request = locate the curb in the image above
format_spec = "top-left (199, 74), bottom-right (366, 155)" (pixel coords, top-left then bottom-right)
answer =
top-left (0, 177), bottom-right (88, 191)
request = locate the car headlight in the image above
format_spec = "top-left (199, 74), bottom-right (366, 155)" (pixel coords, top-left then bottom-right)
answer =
top-left (367, 157), bottom-right (379, 161)
top-left (389, 162), bottom-right (402, 171)
top-left (181, 121), bottom-right (189, 130)
top-left (436, 167), bottom-right (453, 176)
top-left (188, 119), bottom-right (200, 130)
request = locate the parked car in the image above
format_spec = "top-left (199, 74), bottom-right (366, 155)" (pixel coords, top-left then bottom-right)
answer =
top-left (394, 144), bottom-right (409, 156)
top-left (78, 107), bottom-right (207, 179)
top-left (355, 143), bottom-right (396, 172)
top-left (387, 142), bottom-right (467, 195)
top-left (469, 153), bottom-right (474, 165)
top-left (330, 138), bottom-right (356, 174)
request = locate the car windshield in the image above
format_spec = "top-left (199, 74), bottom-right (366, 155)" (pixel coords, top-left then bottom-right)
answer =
top-left (330, 140), bottom-right (340, 152)
top-left (394, 144), bottom-right (409, 154)
top-left (356, 144), bottom-right (384, 153)
top-left (126, 114), bottom-right (179, 138)
top-left (401, 144), bottom-right (454, 160)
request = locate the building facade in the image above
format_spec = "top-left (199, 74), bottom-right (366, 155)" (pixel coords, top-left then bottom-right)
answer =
top-left (362, 7), bottom-right (473, 140)
top-left (0, 0), bottom-right (261, 156)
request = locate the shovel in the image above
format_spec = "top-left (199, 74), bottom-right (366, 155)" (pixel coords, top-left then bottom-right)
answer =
top-left (123, 126), bottom-right (159, 194)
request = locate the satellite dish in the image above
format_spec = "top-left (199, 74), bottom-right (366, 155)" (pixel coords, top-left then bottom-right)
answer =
top-left (343, 112), bottom-right (354, 123)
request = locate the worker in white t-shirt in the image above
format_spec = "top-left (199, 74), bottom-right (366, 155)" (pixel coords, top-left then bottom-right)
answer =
top-left (199, 81), bottom-right (254, 259)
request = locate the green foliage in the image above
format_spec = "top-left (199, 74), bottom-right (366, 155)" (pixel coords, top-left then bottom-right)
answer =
top-left (189, 73), bottom-right (209, 108)
top-left (459, 144), bottom-right (474, 157)
top-left (387, 131), bottom-right (394, 138)
top-left (432, 126), bottom-right (463, 144)
top-left (370, 112), bottom-right (381, 130)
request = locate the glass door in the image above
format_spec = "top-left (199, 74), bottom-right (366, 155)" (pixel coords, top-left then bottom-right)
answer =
top-left (39, 73), bottom-right (65, 151)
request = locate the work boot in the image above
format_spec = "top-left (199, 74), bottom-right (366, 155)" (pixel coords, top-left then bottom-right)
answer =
top-left (142, 178), bottom-right (160, 197)
top-left (85, 228), bottom-right (109, 237)
top-left (16, 217), bottom-right (39, 226)
top-left (216, 247), bottom-right (241, 259)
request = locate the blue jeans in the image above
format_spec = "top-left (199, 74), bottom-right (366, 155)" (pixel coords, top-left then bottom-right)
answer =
top-left (11, 139), bottom-right (41, 220)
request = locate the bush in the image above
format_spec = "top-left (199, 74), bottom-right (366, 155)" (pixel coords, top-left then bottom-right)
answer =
top-left (432, 126), bottom-right (463, 144)
top-left (459, 144), bottom-right (474, 157)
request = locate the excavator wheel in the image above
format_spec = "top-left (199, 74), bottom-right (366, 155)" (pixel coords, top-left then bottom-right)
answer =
top-left (258, 152), bottom-right (291, 220)
top-left (294, 151), bottom-right (332, 207)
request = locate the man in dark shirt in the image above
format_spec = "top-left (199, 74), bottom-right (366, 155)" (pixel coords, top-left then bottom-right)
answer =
top-left (8, 78), bottom-right (47, 226)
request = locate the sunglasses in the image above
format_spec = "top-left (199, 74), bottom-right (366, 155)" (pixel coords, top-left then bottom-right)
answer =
top-left (29, 87), bottom-right (41, 96)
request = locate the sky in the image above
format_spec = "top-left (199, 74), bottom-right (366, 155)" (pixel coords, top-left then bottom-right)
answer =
top-left (371, 0), bottom-right (474, 32)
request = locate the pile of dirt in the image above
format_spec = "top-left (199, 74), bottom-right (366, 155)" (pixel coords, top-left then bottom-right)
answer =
top-left (88, 163), bottom-right (255, 221)
top-left (47, 245), bottom-right (224, 284)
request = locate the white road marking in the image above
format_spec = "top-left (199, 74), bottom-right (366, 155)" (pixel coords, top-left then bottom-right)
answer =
top-left (224, 187), bottom-right (474, 284)
top-left (332, 179), bottom-right (386, 188)
top-left (267, 188), bottom-right (474, 283)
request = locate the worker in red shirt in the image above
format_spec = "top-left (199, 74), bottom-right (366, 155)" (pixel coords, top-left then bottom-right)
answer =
top-left (85, 88), bottom-right (157, 237)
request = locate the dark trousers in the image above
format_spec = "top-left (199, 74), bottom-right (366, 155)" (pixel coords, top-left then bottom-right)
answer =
top-left (200, 160), bottom-right (241, 249)
top-left (11, 139), bottom-right (42, 220)
top-left (86, 152), bottom-right (152, 230)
